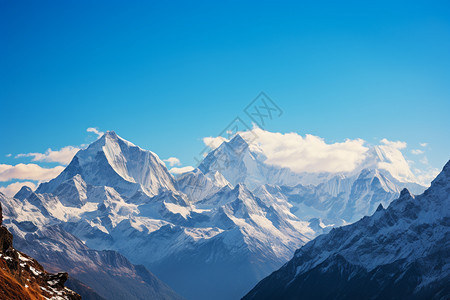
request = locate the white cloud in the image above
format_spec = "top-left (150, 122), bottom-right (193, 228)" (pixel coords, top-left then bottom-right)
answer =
top-left (202, 129), bottom-right (436, 184)
top-left (16, 146), bottom-right (79, 165)
top-left (380, 138), bottom-right (407, 149)
top-left (163, 157), bottom-right (181, 167)
top-left (0, 164), bottom-right (64, 182)
top-left (87, 127), bottom-right (104, 138)
top-left (411, 149), bottom-right (424, 155)
top-left (0, 181), bottom-right (36, 197)
top-left (420, 143), bottom-right (428, 147)
top-left (238, 128), bottom-right (370, 173)
top-left (5, 154), bottom-right (11, 157)
top-left (420, 156), bottom-right (429, 165)
top-left (169, 166), bottom-right (194, 175)
top-left (414, 167), bottom-right (440, 186)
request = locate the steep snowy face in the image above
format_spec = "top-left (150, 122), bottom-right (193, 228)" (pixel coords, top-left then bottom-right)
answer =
top-left (37, 131), bottom-right (176, 197)
top-left (243, 160), bottom-right (450, 300)
top-left (176, 169), bottom-right (231, 202)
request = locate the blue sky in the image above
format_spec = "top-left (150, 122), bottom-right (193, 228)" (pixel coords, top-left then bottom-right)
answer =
top-left (1, 1), bottom-right (449, 194)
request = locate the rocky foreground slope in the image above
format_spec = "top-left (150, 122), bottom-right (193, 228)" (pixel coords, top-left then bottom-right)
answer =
top-left (0, 202), bottom-right (80, 300)
top-left (243, 160), bottom-right (450, 300)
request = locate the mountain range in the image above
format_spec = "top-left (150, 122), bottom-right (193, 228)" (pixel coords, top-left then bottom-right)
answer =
top-left (1, 130), bottom-right (441, 300)
top-left (244, 160), bottom-right (450, 299)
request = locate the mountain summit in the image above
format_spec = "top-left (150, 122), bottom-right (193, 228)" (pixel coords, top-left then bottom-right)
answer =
top-left (37, 131), bottom-right (176, 197)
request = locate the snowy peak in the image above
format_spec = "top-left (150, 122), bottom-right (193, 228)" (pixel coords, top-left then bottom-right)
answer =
top-left (53, 174), bottom-right (88, 207)
top-left (14, 186), bottom-right (33, 201)
top-left (37, 131), bottom-right (176, 197)
top-left (361, 145), bottom-right (418, 185)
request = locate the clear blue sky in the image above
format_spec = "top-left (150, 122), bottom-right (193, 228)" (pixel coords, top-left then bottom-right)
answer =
top-left (1, 1), bottom-right (449, 175)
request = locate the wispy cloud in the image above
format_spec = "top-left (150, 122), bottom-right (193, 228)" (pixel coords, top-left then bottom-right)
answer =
top-left (5, 154), bottom-right (11, 157)
top-left (0, 164), bottom-right (64, 182)
top-left (163, 157), bottom-right (181, 167)
top-left (380, 138), bottom-right (407, 149)
top-left (411, 149), bottom-right (424, 155)
top-left (16, 146), bottom-right (79, 165)
top-left (87, 127), bottom-right (104, 138)
top-left (420, 156), bottom-right (429, 165)
top-left (169, 166), bottom-right (194, 175)
top-left (0, 181), bottom-right (36, 197)
top-left (414, 167), bottom-right (440, 186)
top-left (420, 143), bottom-right (428, 147)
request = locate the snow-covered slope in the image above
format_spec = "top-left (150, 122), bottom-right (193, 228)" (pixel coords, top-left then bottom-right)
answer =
top-left (176, 169), bottom-right (231, 202)
top-left (0, 191), bottom-right (184, 300)
top-left (254, 168), bottom-right (401, 224)
top-left (243, 160), bottom-right (450, 300)
top-left (13, 176), bottom-right (316, 300)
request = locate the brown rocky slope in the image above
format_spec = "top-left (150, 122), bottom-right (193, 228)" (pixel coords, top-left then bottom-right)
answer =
top-left (0, 202), bottom-right (80, 300)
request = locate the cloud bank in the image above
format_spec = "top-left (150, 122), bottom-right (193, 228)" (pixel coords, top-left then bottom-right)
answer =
top-left (0, 164), bottom-right (64, 182)
top-left (164, 157), bottom-right (181, 167)
top-left (16, 146), bottom-right (80, 165)
top-left (169, 166), bottom-right (195, 175)
top-left (0, 181), bottom-right (36, 197)
top-left (205, 128), bottom-right (370, 174)
top-left (202, 128), bottom-right (436, 186)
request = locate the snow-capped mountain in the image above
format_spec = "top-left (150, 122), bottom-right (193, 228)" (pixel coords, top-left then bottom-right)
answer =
top-left (199, 134), bottom-right (307, 189)
top-left (3, 132), bottom-right (324, 300)
top-left (200, 134), bottom-right (427, 224)
top-left (37, 131), bottom-right (177, 197)
top-left (243, 160), bottom-right (450, 300)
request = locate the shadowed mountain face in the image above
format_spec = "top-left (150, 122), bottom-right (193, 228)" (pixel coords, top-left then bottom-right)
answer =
top-left (243, 160), bottom-right (450, 300)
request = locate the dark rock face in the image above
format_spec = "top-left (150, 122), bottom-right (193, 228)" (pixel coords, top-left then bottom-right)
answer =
top-left (0, 202), bottom-right (81, 300)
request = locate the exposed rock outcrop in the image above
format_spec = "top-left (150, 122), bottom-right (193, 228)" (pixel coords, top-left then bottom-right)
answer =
top-left (0, 199), bottom-right (81, 300)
